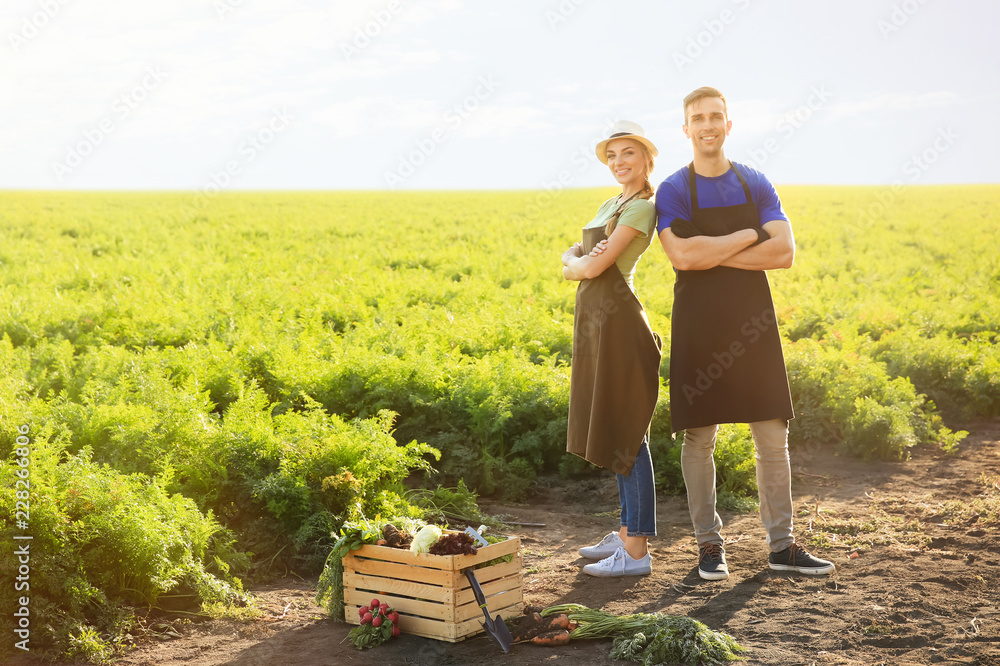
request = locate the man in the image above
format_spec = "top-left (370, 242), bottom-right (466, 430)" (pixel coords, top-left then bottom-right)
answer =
top-left (655, 86), bottom-right (834, 580)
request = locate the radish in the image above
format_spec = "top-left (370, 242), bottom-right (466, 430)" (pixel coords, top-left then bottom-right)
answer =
top-left (346, 599), bottom-right (403, 649)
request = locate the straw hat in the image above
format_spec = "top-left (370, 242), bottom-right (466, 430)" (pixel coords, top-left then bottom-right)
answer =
top-left (595, 120), bottom-right (658, 164)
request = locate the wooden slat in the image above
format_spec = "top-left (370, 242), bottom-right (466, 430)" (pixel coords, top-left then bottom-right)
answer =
top-left (347, 590), bottom-right (457, 622)
top-left (349, 544), bottom-right (454, 570)
top-left (342, 571), bottom-right (454, 603)
top-left (453, 587), bottom-right (523, 622)
top-left (462, 556), bottom-right (523, 585)
top-left (398, 605), bottom-right (520, 642)
top-left (346, 599), bottom-right (524, 643)
top-left (396, 613), bottom-right (467, 641)
top-left (347, 606), bottom-right (466, 641)
top-left (345, 588), bottom-right (457, 622)
top-left (348, 537), bottom-right (520, 572)
top-left (454, 572), bottom-right (522, 606)
top-left (344, 557), bottom-right (461, 587)
top-left (346, 584), bottom-right (523, 625)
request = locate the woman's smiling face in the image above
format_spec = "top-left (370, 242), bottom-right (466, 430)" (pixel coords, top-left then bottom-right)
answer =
top-left (605, 138), bottom-right (648, 189)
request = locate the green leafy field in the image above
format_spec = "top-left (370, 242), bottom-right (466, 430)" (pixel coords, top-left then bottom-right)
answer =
top-left (1, 186), bottom-right (998, 660)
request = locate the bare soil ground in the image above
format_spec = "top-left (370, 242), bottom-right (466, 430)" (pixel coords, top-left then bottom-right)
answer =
top-left (12, 422), bottom-right (1000, 665)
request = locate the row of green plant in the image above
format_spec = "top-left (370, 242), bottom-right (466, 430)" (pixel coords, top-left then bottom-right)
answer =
top-left (0, 342), bottom-right (437, 661)
top-left (0, 187), bottom-right (997, 661)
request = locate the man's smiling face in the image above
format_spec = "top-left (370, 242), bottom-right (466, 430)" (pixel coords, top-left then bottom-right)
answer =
top-left (683, 96), bottom-right (732, 159)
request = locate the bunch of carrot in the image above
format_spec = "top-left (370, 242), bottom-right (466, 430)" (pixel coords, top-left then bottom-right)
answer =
top-left (538, 603), bottom-right (746, 665)
top-left (509, 605), bottom-right (574, 645)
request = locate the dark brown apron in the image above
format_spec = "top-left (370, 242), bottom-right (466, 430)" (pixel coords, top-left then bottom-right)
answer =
top-left (669, 162), bottom-right (794, 432)
top-left (566, 224), bottom-right (662, 475)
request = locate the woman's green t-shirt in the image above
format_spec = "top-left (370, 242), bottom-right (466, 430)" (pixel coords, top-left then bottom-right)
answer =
top-left (583, 196), bottom-right (656, 291)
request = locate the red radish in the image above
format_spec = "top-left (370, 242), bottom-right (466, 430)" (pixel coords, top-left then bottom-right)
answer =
top-left (358, 606), bottom-right (366, 618)
top-left (372, 616), bottom-right (383, 627)
top-left (388, 611), bottom-right (399, 623)
top-left (391, 624), bottom-right (400, 637)
top-left (362, 612), bottom-right (372, 624)
top-left (379, 603), bottom-right (389, 614)
top-left (370, 598), bottom-right (380, 608)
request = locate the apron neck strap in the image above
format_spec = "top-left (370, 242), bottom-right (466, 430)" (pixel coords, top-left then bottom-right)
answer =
top-left (730, 162), bottom-right (753, 202)
top-left (612, 191), bottom-right (643, 218)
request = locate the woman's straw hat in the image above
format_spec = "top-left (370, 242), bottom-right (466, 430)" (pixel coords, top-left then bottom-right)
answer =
top-left (595, 120), bottom-right (658, 164)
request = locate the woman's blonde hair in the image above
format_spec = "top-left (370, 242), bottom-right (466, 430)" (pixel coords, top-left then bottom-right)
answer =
top-left (606, 145), bottom-right (655, 237)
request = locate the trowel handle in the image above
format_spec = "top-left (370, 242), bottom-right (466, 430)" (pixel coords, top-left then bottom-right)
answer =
top-left (464, 568), bottom-right (488, 608)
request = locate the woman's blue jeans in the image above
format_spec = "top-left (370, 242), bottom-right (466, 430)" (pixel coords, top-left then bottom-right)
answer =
top-left (616, 437), bottom-right (656, 537)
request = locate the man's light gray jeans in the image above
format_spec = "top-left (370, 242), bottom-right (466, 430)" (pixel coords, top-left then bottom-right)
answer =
top-left (681, 418), bottom-right (794, 553)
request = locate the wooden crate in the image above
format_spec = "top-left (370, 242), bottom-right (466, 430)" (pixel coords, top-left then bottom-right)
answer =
top-left (343, 536), bottom-right (522, 642)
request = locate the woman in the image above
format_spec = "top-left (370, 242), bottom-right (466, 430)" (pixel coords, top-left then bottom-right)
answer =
top-left (561, 120), bottom-right (662, 577)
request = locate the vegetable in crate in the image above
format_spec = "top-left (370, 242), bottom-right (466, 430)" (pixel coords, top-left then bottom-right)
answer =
top-left (347, 598), bottom-right (402, 649)
top-left (409, 524), bottom-right (443, 554)
top-left (381, 523), bottom-right (413, 549)
top-left (429, 531), bottom-right (478, 555)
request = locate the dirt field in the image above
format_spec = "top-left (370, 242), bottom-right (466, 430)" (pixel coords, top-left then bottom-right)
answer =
top-left (11, 421), bottom-right (1000, 666)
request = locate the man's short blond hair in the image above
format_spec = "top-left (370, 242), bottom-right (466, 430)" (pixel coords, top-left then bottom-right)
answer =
top-left (683, 87), bottom-right (728, 124)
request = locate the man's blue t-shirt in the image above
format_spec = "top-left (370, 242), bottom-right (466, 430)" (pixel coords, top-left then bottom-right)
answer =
top-left (655, 161), bottom-right (788, 235)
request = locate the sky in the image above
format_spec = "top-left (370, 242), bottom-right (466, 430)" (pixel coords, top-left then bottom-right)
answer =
top-left (1, 0), bottom-right (998, 191)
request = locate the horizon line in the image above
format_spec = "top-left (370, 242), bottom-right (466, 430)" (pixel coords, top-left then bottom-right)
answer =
top-left (2, 182), bottom-right (999, 194)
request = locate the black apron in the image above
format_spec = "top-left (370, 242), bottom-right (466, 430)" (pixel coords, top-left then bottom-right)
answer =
top-left (567, 222), bottom-right (661, 475)
top-left (669, 162), bottom-right (794, 432)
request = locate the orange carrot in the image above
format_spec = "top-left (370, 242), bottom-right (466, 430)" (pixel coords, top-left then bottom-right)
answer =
top-left (531, 629), bottom-right (571, 646)
top-left (545, 614), bottom-right (570, 631)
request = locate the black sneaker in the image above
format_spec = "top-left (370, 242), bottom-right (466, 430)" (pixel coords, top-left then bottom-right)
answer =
top-left (769, 543), bottom-right (835, 575)
top-left (698, 543), bottom-right (729, 580)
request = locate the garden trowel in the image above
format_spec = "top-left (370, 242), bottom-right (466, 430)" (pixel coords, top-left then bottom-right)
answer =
top-left (463, 567), bottom-right (514, 653)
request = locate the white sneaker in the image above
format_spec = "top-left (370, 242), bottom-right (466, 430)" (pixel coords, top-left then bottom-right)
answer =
top-left (579, 532), bottom-right (626, 559)
top-left (582, 547), bottom-right (651, 577)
